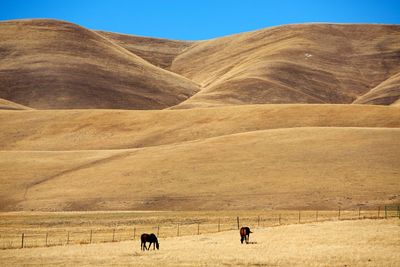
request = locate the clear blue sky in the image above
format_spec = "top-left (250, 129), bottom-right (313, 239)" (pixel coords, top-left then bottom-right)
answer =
top-left (1, 0), bottom-right (399, 40)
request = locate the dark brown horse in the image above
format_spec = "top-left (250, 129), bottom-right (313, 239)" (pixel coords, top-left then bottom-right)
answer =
top-left (240, 227), bottom-right (252, 244)
top-left (140, 233), bottom-right (159, 251)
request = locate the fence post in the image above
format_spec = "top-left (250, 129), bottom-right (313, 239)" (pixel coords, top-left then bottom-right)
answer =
top-left (298, 211), bottom-right (301, 223)
top-left (316, 210), bottom-right (318, 222)
top-left (67, 231), bottom-right (70, 245)
top-left (338, 207), bottom-right (341, 220)
top-left (21, 233), bottom-right (24, 248)
top-left (133, 227), bottom-right (136, 240)
top-left (258, 216), bottom-right (260, 227)
top-left (89, 230), bottom-right (93, 244)
top-left (218, 219), bottom-right (220, 232)
top-left (279, 214), bottom-right (281, 225)
top-left (197, 223), bottom-right (200, 235)
top-left (177, 224), bottom-right (180, 237)
top-left (378, 206), bottom-right (380, 219)
top-left (112, 228), bottom-right (115, 242)
top-left (157, 225), bottom-right (160, 236)
top-left (45, 232), bottom-right (48, 247)
top-left (385, 206), bottom-right (387, 219)
top-left (237, 217), bottom-right (240, 230)
top-left (358, 207), bottom-right (361, 220)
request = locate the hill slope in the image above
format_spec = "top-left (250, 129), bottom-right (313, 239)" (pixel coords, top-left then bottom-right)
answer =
top-left (170, 24), bottom-right (400, 108)
top-left (0, 19), bottom-right (199, 109)
top-left (1, 21), bottom-right (399, 109)
top-left (1, 127), bottom-right (399, 211)
top-left (0, 98), bottom-right (32, 110)
top-left (0, 104), bottom-right (399, 151)
top-left (97, 30), bottom-right (194, 69)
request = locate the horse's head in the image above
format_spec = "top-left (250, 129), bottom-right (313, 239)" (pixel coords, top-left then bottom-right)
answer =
top-left (156, 242), bottom-right (159, 250)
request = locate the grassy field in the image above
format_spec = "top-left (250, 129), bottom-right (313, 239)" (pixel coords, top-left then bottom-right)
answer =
top-left (0, 209), bottom-right (390, 249)
top-left (0, 218), bottom-right (398, 266)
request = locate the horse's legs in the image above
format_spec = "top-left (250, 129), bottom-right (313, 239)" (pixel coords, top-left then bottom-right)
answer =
top-left (246, 234), bottom-right (249, 244)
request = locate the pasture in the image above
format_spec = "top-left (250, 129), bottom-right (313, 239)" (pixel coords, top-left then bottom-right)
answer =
top-left (0, 218), bottom-right (398, 266)
top-left (0, 209), bottom-right (387, 249)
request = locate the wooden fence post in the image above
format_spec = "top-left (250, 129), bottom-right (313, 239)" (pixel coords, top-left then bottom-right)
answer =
top-left (218, 218), bottom-right (220, 232)
top-left (197, 223), bottom-right (200, 235)
top-left (21, 233), bottom-right (24, 248)
top-left (279, 214), bottom-right (281, 225)
top-left (378, 206), bottom-right (380, 219)
top-left (237, 217), bottom-right (240, 230)
top-left (338, 207), bottom-right (341, 220)
top-left (177, 224), bottom-right (180, 237)
top-left (157, 225), bottom-right (160, 236)
top-left (358, 207), bottom-right (361, 220)
top-left (45, 232), bottom-right (48, 247)
top-left (258, 216), bottom-right (260, 227)
top-left (133, 227), bottom-right (136, 240)
top-left (385, 206), bottom-right (387, 219)
top-left (316, 210), bottom-right (318, 222)
top-left (89, 230), bottom-right (92, 244)
top-left (112, 228), bottom-right (115, 242)
top-left (298, 211), bottom-right (301, 223)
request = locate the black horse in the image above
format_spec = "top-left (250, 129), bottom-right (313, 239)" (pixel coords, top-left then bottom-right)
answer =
top-left (240, 227), bottom-right (252, 244)
top-left (140, 233), bottom-right (159, 251)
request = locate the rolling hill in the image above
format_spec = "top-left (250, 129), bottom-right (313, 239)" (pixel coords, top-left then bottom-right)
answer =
top-left (0, 19), bottom-right (199, 109)
top-left (170, 24), bottom-right (400, 108)
top-left (0, 19), bottom-right (399, 211)
top-left (0, 104), bottom-right (399, 151)
top-left (1, 20), bottom-right (399, 109)
top-left (1, 127), bottom-right (399, 211)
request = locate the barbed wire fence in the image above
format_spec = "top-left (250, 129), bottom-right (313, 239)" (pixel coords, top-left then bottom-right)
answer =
top-left (1, 206), bottom-right (398, 250)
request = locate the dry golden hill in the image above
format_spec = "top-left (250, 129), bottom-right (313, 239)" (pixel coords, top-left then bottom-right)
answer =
top-left (171, 24), bottom-right (400, 108)
top-left (1, 20), bottom-right (400, 212)
top-left (97, 31), bottom-right (194, 69)
top-left (0, 104), bottom-right (399, 151)
top-left (1, 20), bottom-right (399, 109)
top-left (0, 98), bottom-right (32, 110)
top-left (0, 19), bottom-right (199, 109)
top-left (0, 127), bottom-right (399, 211)
top-left (354, 72), bottom-right (400, 105)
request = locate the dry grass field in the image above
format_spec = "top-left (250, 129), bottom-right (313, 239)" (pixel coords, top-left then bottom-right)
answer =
top-left (1, 210), bottom-right (390, 250)
top-left (1, 19), bottom-right (399, 266)
top-left (0, 104), bottom-right (399, 151)
top-left (0, 219), bottom-right (398, 266)
top-left (1, 126), bottom-right (399, 211)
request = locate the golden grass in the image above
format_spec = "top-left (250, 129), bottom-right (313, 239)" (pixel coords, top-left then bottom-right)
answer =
top-left (0, 98), bottom-right (32, 110)
top-left (1, 210), bottom-right (388, 249)
top-left (0, 219), bottom-right (398, 266)
top-left (0, 19), bottom-right (199, 109)
top-left (1, 104), bottom-right (399, 151)
top-left (1, 127), bottom-right (399, 211)
top-left (171, 24), bottom-right (400, 107)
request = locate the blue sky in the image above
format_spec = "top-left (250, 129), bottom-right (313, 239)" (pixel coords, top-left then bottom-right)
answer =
top-left (1, 0), bottom-right (399, 40)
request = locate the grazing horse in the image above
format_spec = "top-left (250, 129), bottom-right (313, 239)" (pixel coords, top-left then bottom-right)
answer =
top-left (240, 227), bottom-right (252, 244)
top-left (140, 233), bottom-right (159, 251)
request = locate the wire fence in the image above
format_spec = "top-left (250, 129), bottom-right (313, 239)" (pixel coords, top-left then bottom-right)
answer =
top-left (1, 206), bottom-right (398, 250)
